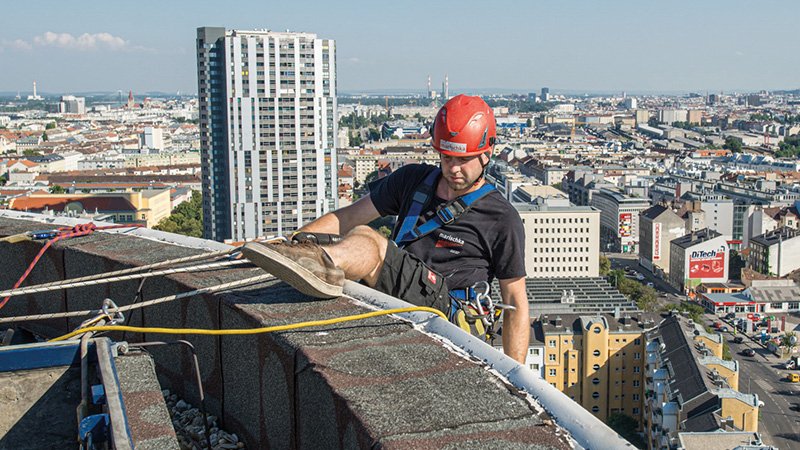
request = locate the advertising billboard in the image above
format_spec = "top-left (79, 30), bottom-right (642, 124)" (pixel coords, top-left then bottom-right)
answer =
top-left (653, 223), bottom-right (662, 261)
top-left (688, 244), bottom-right (727, 279)
top-left (619, 213), bottom-right (632, 238)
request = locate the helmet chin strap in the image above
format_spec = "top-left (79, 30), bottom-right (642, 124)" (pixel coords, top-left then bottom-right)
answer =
top-left (471, 151), bottom-right (492, 187)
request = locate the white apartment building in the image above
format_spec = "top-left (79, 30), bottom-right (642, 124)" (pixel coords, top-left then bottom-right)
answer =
top-left (140, 127), bottom-right (165, 151)
top-left (515, 198), bottom-right (601, 278)
top-left (197, 27), bottom-right (336, 241)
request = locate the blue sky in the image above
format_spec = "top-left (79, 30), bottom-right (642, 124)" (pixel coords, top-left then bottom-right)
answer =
top-left (1, 0), bottom-right (798, 95)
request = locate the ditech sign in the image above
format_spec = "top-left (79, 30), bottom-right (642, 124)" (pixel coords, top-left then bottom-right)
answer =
top-left (690, 249), bottom-right (719, 259)
top-left (688, 244), bottom-right (727, 279)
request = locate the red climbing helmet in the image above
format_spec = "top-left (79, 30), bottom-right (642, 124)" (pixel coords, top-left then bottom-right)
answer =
top-left (431, 94), bottom-right (497, 157)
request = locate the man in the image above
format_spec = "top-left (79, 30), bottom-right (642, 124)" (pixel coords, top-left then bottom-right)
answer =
top-left (242, 95), bottom-right (529, 363)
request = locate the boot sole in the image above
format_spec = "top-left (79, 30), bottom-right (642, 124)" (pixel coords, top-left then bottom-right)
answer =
top-left (241, 243), bottom-right (343, 299)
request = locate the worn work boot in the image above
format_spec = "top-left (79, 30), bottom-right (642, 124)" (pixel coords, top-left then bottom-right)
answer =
top-left (241, 241), bottom-right (345, 299)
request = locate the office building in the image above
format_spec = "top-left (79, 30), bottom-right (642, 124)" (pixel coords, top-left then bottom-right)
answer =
top-left (590, 188), bottom-right (651, 253)
top-left (749, 227), bottom-right (800, 277)
top-left (541, 87), bottom-right (550, 102)
top-left (668, 229), bottom-right (730, 294)
top-left (197, 27), bottom-right (337, 241)
top-left (639, 205), bottom-right (686, 276)
top-left (59, 95), bottom-right (86, 114)
top-left (515, 197), bottom-right (600, 278)
top-left (141, 127), bottom-right (165, 151)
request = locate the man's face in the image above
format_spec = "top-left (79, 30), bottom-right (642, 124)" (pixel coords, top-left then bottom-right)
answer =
top-left (439, 152), bottom-right (488, 191)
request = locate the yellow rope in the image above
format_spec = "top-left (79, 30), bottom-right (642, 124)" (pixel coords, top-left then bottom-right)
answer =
top-left (49, 306), bottom-right (447, 342)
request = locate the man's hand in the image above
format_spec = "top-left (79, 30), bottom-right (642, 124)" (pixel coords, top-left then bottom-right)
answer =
top-left (498, 277), bottom-right (530, 364)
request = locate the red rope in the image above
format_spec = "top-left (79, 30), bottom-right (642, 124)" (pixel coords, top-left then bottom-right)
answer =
top-left (0, 223), bottom-right (142, 310)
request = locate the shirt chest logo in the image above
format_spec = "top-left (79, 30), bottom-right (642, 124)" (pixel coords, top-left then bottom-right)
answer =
top-left (435, 233), bottom-right (464, 252)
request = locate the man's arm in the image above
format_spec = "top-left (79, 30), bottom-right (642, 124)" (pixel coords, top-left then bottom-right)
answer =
top-left (297, 194), bottom-right (382, 236)
top-left (498, 276), bottom-right (530, 364)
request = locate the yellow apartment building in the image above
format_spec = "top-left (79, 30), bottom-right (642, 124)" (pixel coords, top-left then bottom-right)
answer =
top-left (532, 313), bottom-right (658, 425)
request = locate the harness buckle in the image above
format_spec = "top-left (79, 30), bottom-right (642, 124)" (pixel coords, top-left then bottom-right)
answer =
top-left (436, 207), bottom-right (455, 224)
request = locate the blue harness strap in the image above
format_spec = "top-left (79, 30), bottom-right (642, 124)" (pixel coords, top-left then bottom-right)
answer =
top-left (393, 169), bottom-right (496, 247)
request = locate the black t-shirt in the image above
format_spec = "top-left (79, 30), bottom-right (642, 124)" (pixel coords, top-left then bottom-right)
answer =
top-left (368, 163), bottom-right (526, 290)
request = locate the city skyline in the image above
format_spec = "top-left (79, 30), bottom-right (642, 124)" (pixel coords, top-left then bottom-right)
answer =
top-left (1, 0), bottom-right (799, 95)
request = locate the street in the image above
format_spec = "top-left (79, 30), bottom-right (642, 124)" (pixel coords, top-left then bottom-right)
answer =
top-left (605, 253), bottom-right (800, 447)
top-left (710, 315), bottom-right (800, 449)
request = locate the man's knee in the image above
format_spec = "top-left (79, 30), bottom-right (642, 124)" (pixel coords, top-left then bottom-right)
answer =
top-left (348, 225), bottom-right (389, 270)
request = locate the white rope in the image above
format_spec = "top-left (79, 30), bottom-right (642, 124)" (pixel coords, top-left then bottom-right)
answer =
top-left (0, 274), bottom-right (275, 324)
top-left (0, 259), bottom-right (252, 298)
top-left (30, 249), bottom-right (236, 289)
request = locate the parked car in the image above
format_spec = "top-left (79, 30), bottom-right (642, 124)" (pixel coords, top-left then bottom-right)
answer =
top-left (741, 348), bottom-right (756, 357)
top-left (636, 274), bottom-right (645, 281)
top-left (786, 373), bottom-right (800, 383)
top-left (733, 336), bottom-right (744, 344)
top-left (646, 282), bottom-right (654, 288)
top-left (724, 313), bottom-right (736, 320)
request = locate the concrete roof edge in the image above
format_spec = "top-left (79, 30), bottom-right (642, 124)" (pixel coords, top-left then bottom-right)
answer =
top-left (0, 209), bottom-right (232, 252)
top-left (343, 281), bottom-right (636, 450)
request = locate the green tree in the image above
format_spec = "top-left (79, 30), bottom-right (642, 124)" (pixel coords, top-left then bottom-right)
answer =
top-left (153, 191), bottom-right (203, 237)
top-left (41, 131), bottom-right (48, 142)
top-left (367, 128), bottom-right (381, 142)
top-left (599, 255), bottom-right (611, 276)
top-left (0, 175), bottom-right (6, 186)
top-left (45, 122), bottom-right (56, 130)
top-left (22, 149), bottom-right (41, 156)
top-left (776, 135), bottom-right (800, 158)
top-left (525, 118), bottom-right (533, 127)
top-left (722, 341), bottom-right (732, 361)
top-left (724, 136), bottom-right (742, 153)
top-left (607, 413), bottom-right (645, 449)
top-left (349, 132), bottom-right (363, 147)
top-left (780, 331), bottom-right (797, 356)
top-left (48, 184), bottom-right (65, 194)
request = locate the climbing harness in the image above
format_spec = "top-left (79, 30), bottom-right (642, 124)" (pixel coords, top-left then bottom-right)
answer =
top-left (391, 169), bottom-right (513, 340)
top-left (449, 281), bottom-right (515, 340)
top-left (393, 168), bottom-right (496, 247)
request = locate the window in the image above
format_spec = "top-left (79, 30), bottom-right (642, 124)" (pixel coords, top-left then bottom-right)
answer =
top-left (531, 364), bottom-right (540, 370)
top-left (633, 380), bottom-right (640, 387)
top-left (549, 369), bottom-right (557, 377)
top-left (594, 327), bottom-right (602, 334)
top-left (634, 338), bottom-right (641, 345)
top-left (529, 348), bottom-right (540, 355)
top-left (634, 352), bottom-right (641, 360)
top-left (593, 364), bottom-right (600, 370)
top-left (593, 350), bottom-right (601, 357)
top-left (633, 394), bottom-right (640, 401)
top-left (591, 406), bottom-right (600, 413)
top-left (592, 378), bottom-right (600, 385)
top-left (549, 340), bottom-right (556, 347)
top-left (549, 354), bottom-right (557, 361)
top-left (592, 392), bottom-right (600, 399)
top-left (632, 407), bottom-right (640, 415)
top-left (633, 367), bottom-right (640, 373)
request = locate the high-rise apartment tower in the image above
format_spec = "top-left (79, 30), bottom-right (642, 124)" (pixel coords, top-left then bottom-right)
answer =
top-left (197, 27), bottom-right (337, 241)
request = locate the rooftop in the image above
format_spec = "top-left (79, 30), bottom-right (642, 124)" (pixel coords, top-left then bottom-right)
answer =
top-left (750, 226), bottom-right (800, 247)
top-left (672, 228), bottom-right (723, 249)
top-left (0, 211), bottom-right (632, 449)
top-left (493, 277), bottom-right (639, 316)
